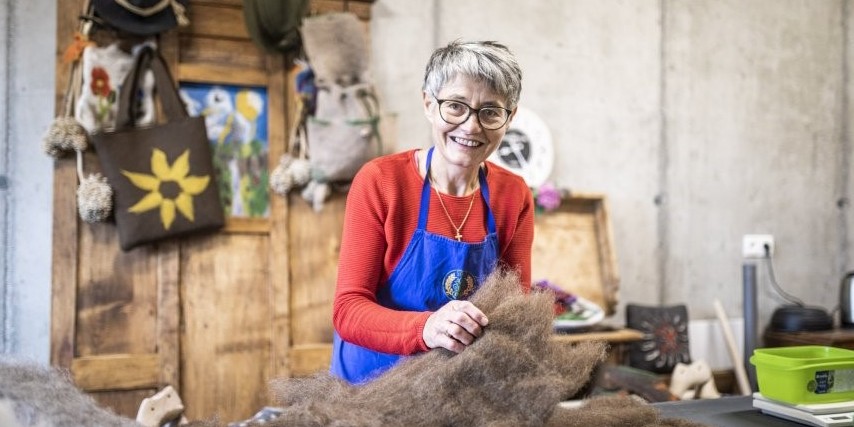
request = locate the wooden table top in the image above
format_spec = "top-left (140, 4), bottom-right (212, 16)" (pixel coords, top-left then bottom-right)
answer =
top-left (551, 328), bottom-right (644, 343)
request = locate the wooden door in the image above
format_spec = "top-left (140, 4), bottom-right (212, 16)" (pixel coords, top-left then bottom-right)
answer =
top-left (51, 0), bottom-right (185, 417)
top-left (51, 0), bottom-right (373, 421)
top-left (166, 1), bottom-right (290, 419)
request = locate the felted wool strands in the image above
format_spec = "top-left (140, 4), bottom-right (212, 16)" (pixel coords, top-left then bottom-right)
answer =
top-left (264, 268), bottom-right (608, 426)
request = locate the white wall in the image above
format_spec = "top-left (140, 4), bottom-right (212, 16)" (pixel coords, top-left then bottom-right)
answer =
top-left (0, 0), bottom-right (8, 356)
top-left (0, 0), bottom-right (56, 362)
top-left (3, 0), bottom-right (852, 365)
top-left (371, 0), bottom-right (849, 335)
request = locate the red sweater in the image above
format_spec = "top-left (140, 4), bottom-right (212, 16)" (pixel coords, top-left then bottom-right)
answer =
top-left (332, 149), bottom-right (534, 355)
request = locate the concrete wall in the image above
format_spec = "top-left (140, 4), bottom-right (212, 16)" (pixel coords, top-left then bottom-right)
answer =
top-left (664, 0), bottom-right (847, 331)
top-left (0, 0), bottom-right (57, 362)
top-left (3, 0), bottom-right (851, 363)
top-left (372, 0), bottom-right (850, 333)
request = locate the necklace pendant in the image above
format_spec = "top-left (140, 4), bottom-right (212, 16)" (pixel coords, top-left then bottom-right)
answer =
top-left (431, 175), bottom-right (476, 244)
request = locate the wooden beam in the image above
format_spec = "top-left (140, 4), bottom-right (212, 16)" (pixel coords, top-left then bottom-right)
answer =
top-left (72, 354), bottom-right (161, 391)
top-left (310, 0), bottom-right (375, 20)
top-left (268, 55), bottom-right (292, 378)
top-left (289, 344), bottom-right (333, 377)
top-left (50, 0), bottom-right (85, 371)
top-left (157, 241), bottom-right (181, 388)
top-left (178, 63), bottom-right (269, 86)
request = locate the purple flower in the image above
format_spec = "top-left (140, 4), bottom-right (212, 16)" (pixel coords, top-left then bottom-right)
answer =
top-left (536, 182), bottom-right (561, 211)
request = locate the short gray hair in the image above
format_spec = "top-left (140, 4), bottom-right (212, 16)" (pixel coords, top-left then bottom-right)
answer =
top-left (422, 40), bottom-right (522, 110)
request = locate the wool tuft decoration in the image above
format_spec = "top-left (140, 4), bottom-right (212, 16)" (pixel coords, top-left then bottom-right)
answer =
top-left (289, 158), bottom-right (312, 187)
top-left (42, 116), bottom-right (89, 158)
top-left (300, 180), bottom-right (331, 213)
top-left (77, 172), bottom-right (114, 223)
top-left (269, 157), bottom-right (295, 195)
top-left (213, 269), bottom-right (708, 427)
top-left (0, 357), bottom-right (140, 427)
top-left (269, 154), bottom-right (311, 196)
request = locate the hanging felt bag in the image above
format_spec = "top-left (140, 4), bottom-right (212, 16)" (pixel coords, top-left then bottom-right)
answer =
top-left (301, 12), bottom-right (369, 86)
top-left (92, 45), bottom-right (224, 251)
top-left (306, 82), bottom-right (381, 184)
top-left (295, 13), bottom-right (381, 212)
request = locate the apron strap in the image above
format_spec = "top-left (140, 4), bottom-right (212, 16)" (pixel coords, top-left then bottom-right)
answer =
top-left (416, 147), bottom-right (435, 230)
top-left (478, 166), bottom-right (496, 234)
top-left (419, 147), bottom-right (496, 234)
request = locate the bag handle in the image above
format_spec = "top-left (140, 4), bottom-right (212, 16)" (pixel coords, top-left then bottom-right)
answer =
top-left (60, 0), bottom-right (93, 118)
top-left (351, 84), bottom-right (383, 155)
top-left (115, 45), bottom-right (188, 130)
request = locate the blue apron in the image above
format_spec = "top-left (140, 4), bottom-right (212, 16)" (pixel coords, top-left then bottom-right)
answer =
top-left (330, 147), bottom-right (499, 384)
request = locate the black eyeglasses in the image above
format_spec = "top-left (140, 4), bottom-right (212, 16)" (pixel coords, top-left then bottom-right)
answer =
top-left (433, 97), bottom-right (512, 130)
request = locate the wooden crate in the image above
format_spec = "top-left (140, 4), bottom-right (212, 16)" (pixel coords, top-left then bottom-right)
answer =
top-left (531, 192), bottom-right (620, 316)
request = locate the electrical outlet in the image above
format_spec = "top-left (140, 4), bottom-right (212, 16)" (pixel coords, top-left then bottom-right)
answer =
top-left (742, 234), bottom-right (774, 258)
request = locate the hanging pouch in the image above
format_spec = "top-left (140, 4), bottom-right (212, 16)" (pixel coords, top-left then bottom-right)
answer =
top-left (92, 46), bottom-right (224, 251)
top-left (306, 82), bottom-right (381, 183)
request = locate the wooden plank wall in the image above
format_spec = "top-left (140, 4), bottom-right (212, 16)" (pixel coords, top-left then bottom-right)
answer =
top-left (53, 0), bottom-right (182, 417)
top-left (52, 0), bottom-right (373, 421)
top-left (50, 2), bottom-right (623, 422)
top-left (170, 1), bottom-right (284, 419)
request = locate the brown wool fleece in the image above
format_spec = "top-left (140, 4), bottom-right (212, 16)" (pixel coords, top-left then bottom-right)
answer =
top-left (544, 395), bottom-right (709, 427)
top-left (255, 269), bottom-right (711, 427)
top-left (0, 268), bottom-right (709, 427)
top-left (0, 358), bottom-right (140, 427)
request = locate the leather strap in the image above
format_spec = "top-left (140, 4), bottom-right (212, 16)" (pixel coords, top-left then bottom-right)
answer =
top-left (114, 0), bottom-right (170, 16)
top-left (115, 45), bottom-right (187, 130)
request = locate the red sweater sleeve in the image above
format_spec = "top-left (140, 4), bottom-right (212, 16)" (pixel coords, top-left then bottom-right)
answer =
top-left (332, 150), bottom-right (533, 355)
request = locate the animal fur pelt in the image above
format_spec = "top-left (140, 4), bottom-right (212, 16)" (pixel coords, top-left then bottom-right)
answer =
top-left (0, 357), bottom-right (140, 427)
top-left (544, 395), bottom-right (706, 427)
top-left (238, 269), bottom-right (710, 427)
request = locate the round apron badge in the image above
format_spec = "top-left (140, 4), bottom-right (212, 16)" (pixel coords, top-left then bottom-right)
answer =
top-left (443, 270), bottom-right (477, 300)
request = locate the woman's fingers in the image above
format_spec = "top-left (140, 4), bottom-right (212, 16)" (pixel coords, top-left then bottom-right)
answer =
top-left (423, 300), bottom-right (489, 352)
top-left (449, 301), bottom-right (488, 336)
top-left (422, 314), bottom-right (452, 350)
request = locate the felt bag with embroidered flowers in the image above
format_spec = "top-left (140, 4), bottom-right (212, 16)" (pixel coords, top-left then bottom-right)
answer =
top-left (92, 45), bottom-right (224, 251)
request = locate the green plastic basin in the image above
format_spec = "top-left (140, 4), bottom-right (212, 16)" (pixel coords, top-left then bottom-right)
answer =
top-left (750, 345), bottom-right (854, 405)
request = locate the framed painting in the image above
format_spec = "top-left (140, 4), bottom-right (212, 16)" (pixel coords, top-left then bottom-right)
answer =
top-left (179, 82), bottom-right (270, 222)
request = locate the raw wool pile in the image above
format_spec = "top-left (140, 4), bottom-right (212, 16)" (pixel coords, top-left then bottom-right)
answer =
top-left (544, 396), bottom-right (706, 427)
top-left (0, 357), bottom-right (140, 427)
top-left (254, 269), bottom-right (710, 427)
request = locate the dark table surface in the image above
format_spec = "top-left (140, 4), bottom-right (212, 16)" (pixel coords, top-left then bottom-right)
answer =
top-left (654, 395), bottom-right (810, 426)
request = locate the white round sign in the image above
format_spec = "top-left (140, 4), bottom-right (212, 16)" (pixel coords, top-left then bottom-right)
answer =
top-left (488, 106), bottom-right (554, 187)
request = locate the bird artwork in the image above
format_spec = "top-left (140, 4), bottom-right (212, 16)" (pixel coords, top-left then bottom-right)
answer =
top-left (203, 86), bottom-right (254, 146)
top-left (179, 83), bottom-right (270, 218)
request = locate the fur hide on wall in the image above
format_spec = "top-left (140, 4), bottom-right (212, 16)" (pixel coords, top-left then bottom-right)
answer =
top-left (245, 269), bottom-right (710, 427)
top-left (0, 357), bottom-right (140, 427)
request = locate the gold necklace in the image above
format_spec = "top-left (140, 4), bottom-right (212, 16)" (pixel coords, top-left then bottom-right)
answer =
top-left (432, 178), bottom-right (476, 242)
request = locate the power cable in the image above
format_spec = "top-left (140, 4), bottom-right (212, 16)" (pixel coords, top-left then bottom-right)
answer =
top-left (762, 244), bottom-right (806, 307)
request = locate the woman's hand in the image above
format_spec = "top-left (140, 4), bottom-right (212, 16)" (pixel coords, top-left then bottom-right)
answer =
top-left (423, 300), bottom-right (489, 353)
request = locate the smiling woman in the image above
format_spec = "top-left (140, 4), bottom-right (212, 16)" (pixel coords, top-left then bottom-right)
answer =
top-left (329, 40), bottom-right (535, 386)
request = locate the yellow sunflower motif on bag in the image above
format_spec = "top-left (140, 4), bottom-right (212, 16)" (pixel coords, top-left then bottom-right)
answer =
top-left (121, 148), bottom-right (211, 230)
